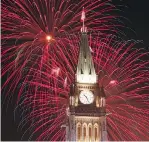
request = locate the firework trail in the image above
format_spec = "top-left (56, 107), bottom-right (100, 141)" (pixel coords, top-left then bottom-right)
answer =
top-left (92, 36), bottom-right (149, 140)
top-left (2, 0), bottom-right (123, 99)
top-left (2, 0), bottom-right (149, 141)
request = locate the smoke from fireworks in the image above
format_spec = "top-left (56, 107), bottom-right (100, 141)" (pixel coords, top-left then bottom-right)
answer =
top-left (2, 0), bottom-right (149, 141)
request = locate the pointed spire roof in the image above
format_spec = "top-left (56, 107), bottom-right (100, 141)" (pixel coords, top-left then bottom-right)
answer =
top-left (76, 8), bottom-right (97, 84)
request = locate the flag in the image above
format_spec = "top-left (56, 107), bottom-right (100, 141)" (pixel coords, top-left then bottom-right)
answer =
top-left (81, 8), bottom-right (85, 21)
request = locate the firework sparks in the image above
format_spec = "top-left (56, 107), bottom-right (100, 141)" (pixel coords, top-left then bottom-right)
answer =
top-left (1, 0), bottom-right (149, 141)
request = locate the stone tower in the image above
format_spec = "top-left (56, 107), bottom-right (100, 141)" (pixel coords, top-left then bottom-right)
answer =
top-left (66, 8), bottom-right (108, 141)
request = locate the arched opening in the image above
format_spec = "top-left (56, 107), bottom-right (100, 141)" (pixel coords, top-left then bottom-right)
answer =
top-left (94, 123), bottom-right (98, 141)
top-left (82, 123), bottom-right (87, 141)
top-left (83, 126), bottom-right (86, 141)
top-left (77, 123), bottom-right (81, 141)
top-left (95, 127), bottom-right (98, 141)
top-left (89, 125), bottom-right (92, 141)
top-left (100, 97), bottom-right (105, 107)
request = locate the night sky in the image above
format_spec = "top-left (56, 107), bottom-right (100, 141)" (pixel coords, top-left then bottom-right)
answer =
top-left (113, 0), bottom-right (149, 47)
top-left (1, 0), bottom-right (149, 141)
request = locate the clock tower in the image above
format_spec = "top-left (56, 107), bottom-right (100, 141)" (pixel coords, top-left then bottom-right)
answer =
top-left (66, 9), bottom-right (108, 141)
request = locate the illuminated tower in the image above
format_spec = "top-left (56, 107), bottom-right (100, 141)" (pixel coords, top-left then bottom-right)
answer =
top-left (66, 8), bottom-right (108, 141)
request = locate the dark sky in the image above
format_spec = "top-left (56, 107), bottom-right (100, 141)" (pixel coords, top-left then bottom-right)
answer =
top-left (1, 0), bottom-right (149, 141)
top-left (113, 0), bottom-right (149, 47)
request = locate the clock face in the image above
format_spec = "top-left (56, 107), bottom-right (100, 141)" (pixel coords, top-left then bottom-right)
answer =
top-left (79, 90), bottom-right (94, 104)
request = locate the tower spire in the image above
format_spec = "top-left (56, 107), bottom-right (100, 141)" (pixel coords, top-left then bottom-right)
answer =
top-left (76, 8), bottom-right (97, 84)
top-left (66, 9), bottom-right (108, 142)
top-left (81, 7), bottom-right (87, 33)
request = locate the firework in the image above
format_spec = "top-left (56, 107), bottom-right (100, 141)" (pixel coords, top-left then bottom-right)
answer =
top-left (2, 0), bottom-right (122, 99)
top-left (2, 0), bottom-right (149, 141)
top-left (92, 37), bottom-right (149, 140)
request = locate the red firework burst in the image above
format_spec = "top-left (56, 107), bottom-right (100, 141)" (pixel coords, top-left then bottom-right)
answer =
top-left (1, 0), bottom-right (149, 141)
top-left (92, 37), bottom-right (149, 140)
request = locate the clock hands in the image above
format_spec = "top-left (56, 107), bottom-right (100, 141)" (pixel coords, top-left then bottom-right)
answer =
top-left (84, 94), bottom-right (89, 103)
top-left (79, 90), bottom-right (94, 104)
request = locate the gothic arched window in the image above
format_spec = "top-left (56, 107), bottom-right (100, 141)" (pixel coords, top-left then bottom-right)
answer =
top-left (88, 124), bottom-right (92, 142)
top-left (77, 123), bottom-right (81, 141)
top-left (95, 127), bottom-right (98, 141)
top-left (100, 97), bottom-right (105, 107)
top-left (83, 126), bottom-right (86, 140)
top-left (82, 123), bottom-right (87, 141)
top-left (94, 123), bottom-right (98, 141)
